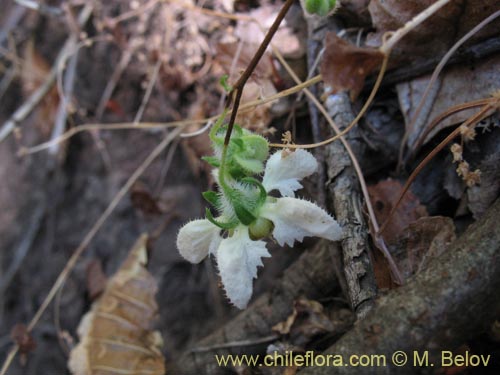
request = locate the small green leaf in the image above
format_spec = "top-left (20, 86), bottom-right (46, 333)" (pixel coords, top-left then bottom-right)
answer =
top-left (234, 155), bottom-right (264, 174)
top-left (231, 138), bottom-right (245, 151)
top-left (219, 74), bottom-right (233, 92)
top-left (201, 156), bottom-right (220, 167)
top-left (227, 189), bottom-right (258, 225)
top-left (241, 135), bottom-right (269, 161)
top-left (202, 190), bottom-right (220, 208)
top-left (233, 201), bottom-right (257, 225)
top-left (304, 0), bottom-right (336, 17)
top-left (205, 208), bottom-right (238, 229)
top-left (241, 177), bottom-right (268, 205)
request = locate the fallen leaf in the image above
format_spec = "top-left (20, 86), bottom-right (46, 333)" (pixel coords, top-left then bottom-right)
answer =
top-left (367, 0), bottom-right (500, 61)
top-left (397, 54), bottom-right (500, 149)
top-left (215, 42), bottom-right (277, 132)
top-left (272, 298), bottom-right (334, 347)
top-left (320, 32), bottom-right (384, 101)
top-left (234, 5), bottom-right (304, 59)
top-left (368, 178), bottom-right (428, 245)
top-left (68, 234), bottom-right (165, 375)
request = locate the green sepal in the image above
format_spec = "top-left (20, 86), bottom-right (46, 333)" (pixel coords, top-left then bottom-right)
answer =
top-left (230, 137), bottom-right (245, 151)
top-left (232, 200), bottom-right (257, 225)
top-left (202, 190), bottom-right (220, 208)
top-left (240, 135), bottom-right (269, 161)
top-left (205, 208), bottom-right (238, 230)
top-left (226, 189), bottom-right (257, 225)
top-left (201, 156), bottom-right (220, 167)
top-left (241, 177), bottom-right (268, 205)
top-left (234, 155), bottom-right (264, 174)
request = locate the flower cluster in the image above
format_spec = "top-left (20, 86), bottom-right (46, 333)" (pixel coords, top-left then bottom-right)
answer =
top-left (177, 122), bottom-right (343, 308)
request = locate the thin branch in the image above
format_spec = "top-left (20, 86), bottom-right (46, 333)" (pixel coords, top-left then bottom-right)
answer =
top-left (378, 103), bottom-right (495, 236)
top-left (14, 0), bottom-right (63, 17)
top-left (0, 4), bottom-right (93, 144)
top-left (49, 47), bottom-right (79, 155)
top-left (272, 44), bottom-right (402, 286)
top-left (190, 335), bottom-right (279, 353)
top-left (380, 0), bottom-right (452, 54)
top-left (21, 75), bottom-right (324, 155)
top-left (222, 0), bottom-right (294, 146)
top-left (133, 59), bottom-right (161, 124)
top-left (269, 54), bottom-right (390, 149)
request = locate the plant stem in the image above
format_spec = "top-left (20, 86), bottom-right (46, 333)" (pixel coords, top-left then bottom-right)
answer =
top-left (223, 0), bottom-right (295, 147)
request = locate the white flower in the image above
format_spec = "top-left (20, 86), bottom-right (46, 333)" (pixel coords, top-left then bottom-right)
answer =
top-left (260, 197), bottom-right (343, 247)
top-left (262, 149), bottom-right (318, 197)
top-left (177, 219), bottom-right (221, 263)
top-left (216, 226), bottom-right (270, 309)
top-left (177, 222), bottom-right (270, 309)
top-left (177, 149), bottom-right (343, 309)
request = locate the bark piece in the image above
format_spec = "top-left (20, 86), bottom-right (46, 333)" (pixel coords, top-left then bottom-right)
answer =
top-left (300, 198), bottom-right (500, 374)
top-left (324, 91), bottom-right (378, 318)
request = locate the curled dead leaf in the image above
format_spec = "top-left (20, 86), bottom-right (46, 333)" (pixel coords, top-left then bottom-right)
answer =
top-left (368, 178), bottom-right (428, 245)
top-left (272, 298), bottom-right (335, 347)
top-left (320, 32), bottom-right (384, 101)
top-left (69, 234), bottom-right (165, 375)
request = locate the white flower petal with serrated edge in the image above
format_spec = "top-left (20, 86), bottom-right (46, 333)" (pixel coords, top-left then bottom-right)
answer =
top-left (262, 149), bottom-right (318, 197)
top-left (260, 197), bottom-right (343, 246)
top-left (216, 226), bottom-right (270, 309)
top-left (177, 219), bottom-right (222, 263)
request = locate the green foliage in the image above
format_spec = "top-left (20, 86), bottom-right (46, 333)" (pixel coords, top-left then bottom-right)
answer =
top-left (203, 118), bottom-right (270, 228)
top-left (304, 0), bottom-right (337, 17)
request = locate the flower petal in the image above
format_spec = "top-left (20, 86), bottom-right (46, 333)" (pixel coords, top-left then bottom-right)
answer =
top-left (176, 219), bottom-right (222, 263)
top-left (262, 149), bottom-right (318, 197)
top-left (216, 227), bottom-right (270, 309)
top-left (260, 197), bottom-right (343, 246)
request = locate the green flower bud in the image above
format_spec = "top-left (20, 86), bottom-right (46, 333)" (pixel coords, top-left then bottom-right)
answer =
top-left (304, 0), bottom-right (337, 17)
top-left (249, 217), bottom-right (274, 240)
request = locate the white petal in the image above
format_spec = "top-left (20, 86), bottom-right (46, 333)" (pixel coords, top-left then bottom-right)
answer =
top-left (177, 219), bottom-right (222, 263)
top-left (216, 226), bottom-right (271, 309)
top-left (260, 197), bottom-right (343, 246)
top-left (262, 149), bottom-right (318, 197)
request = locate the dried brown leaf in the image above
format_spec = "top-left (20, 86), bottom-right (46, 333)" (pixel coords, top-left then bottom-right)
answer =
top-left (368, 178), bottom-right (428, 245)
top-left (215, 42), bottom-right (277, 131)
top-left (320, 32), bottom-right (384, 101)
top-left (273, 298), bottom-right (334, 347)
top-left (368, 0), bottom-right (500, 60)
top-left (68, 234), bottom-right (165, 375)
